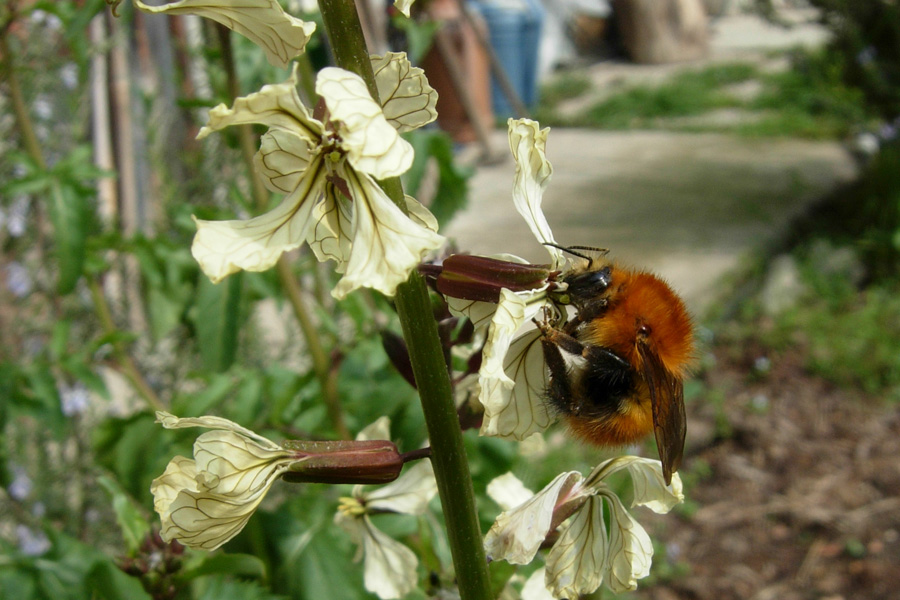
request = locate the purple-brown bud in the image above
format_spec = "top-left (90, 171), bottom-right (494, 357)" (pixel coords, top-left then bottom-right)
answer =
top-left (436, 254), bottom-right (552, 303)
top-left (281, 439), bottom-right (404, 484)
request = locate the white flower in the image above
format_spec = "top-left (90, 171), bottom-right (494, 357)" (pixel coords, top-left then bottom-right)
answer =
top-left (334, 420), bottom-right (438, 599)
top-left (134, 0), bottom-right (315, 69)
top-left (151, 412), bottom-right (299, 550)
top-left (192, 54), bottom-right (443, 299)
top-left (485, 457), bottom-right (684, 599)
top-left (393, 0), bottom-right (416, 18)
top-left (448, 119), bottom-right (565, 441)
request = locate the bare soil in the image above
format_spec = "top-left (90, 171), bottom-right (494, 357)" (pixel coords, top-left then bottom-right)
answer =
top-left (639, 346), bottom-right (900, 600)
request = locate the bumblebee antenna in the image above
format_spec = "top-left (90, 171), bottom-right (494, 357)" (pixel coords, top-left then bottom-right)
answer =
top-left (543, 243), bottom-right (609, 266)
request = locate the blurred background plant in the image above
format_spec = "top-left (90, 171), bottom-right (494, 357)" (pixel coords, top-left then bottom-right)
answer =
top-left (0, 1), bottom-right (476, 598)
top-left (3, 0), bottom-right (900, 598)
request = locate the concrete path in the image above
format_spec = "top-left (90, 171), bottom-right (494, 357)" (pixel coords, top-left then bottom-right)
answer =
top-left (442, 9), bottom-right (857, 317)
top-left (443, 130), bottom-right (856, 315)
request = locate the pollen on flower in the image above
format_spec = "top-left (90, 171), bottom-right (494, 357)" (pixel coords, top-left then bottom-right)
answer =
top-left (338, 496), bottom-right (368, 517)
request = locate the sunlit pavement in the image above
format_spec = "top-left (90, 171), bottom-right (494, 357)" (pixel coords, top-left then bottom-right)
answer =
top-left (443, 9), bottom-right (855, 317)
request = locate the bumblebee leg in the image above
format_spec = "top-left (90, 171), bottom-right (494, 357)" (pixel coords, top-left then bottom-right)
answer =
top-left (563, 299), bottom-right (608, 335)
top-left (541, 337), bottom-right (576, 414)
top-left (540, 323), bottom-right (630, 369)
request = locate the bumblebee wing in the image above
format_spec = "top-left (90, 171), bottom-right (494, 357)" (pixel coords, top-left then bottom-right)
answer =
top-left (638, 341), bottom-right (686, 486)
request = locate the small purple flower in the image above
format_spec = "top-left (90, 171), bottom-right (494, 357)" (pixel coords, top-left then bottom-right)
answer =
top-left (6, 262), bottom-right (32, 298)
top-left (60, 63), bottom-right (79, 90)
top-left (33, 96), bottom-right (53, 121)
top-left (879, 123), bottom-right (898, 142)
top-left (16, 525), bottom-right (51, 556)
top-left (8, 465), bottom-right (33, 501)
top-left (59, 382), bottom-right (91, 416)
top-left (857, 46), bottom-right (877, 66)
top-left (7, 196), bottom-right (30, 238)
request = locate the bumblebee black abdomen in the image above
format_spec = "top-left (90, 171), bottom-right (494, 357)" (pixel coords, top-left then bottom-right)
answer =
top-left (573, 348), bottom-right (636, 419)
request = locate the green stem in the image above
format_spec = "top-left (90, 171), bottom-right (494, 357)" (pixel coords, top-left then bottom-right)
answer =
top-left (277, 258), bottom-right (350, 440)
top-left (316, 2), bottom-right (492, 598)
top-left (395, 275), bottom-right (492, 600)
top-left (88, 278), bottom-right (166, 412)
top-left (217, 24), bottom-right (270, 211)
top-left (0, 31), bottom-right (46, 169)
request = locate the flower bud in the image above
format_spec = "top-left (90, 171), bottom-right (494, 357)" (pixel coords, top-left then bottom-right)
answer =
top-left (281, 440), bottom-right (404, 485)
top-left (436, 254), bottom-right (552, 303)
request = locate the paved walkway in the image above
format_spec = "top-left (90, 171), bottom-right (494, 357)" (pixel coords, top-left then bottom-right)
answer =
top-left (443, 9), bottom-right (857, 316)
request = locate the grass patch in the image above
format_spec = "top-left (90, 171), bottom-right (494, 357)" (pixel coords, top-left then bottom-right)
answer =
top-left (539, 72), bottom-right (593, 109)
top-left (536, 50), bottom-right (876, 138)
top-left (713, 145), bottom-right (900, 400)
top-left (578, 62), bottom-right (758, 129)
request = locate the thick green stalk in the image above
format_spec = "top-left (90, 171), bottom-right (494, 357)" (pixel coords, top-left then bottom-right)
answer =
top-left (316, 2), bottom-right (492, 598)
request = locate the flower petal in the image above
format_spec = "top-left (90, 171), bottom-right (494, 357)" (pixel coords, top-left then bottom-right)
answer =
top-left (484, 471), bottom-right (583, 565)
top-left (356, 416), bottom-right (393, 442)
top-left (598, 488), bottom-right (654, 593)
top-left (317, 68), bottom-right (414, 179)
top-left (392, 0), bottom-right (415, 18)
top-left (192, 430), bottom-right (294, 496)
top-left (587, 456), bottom-right (684, 514)
top-left (366, 459), bottom-right (437, 516)
top-left (151, 456), bottom-right (198, 516)
top-left (508, 118), bottom-right (562, 268)
top-left (329, 169), bottom-right (444, 299)
top-left (404, 194), bottom-right (439, 233)
top-left (198, 75), bottom-right (321, 141)
top-left (522, 567), bottom-right (555, 600)
top-left (135, 0), bottom-right (315, 69)
top-left (544, 496), bottom-right (607, 599)
top-left (307, 180), bottom-right (353, 272)
top-left (486, 472), bottom-right (535, 512)
top-left (371, 52), bottom-right (438, 133)
top-left (479, 289), bottom-right (554, 440)
top-left (158, 482), bottom-right (275, 550)
top-left (446, 297), bottom-right (500, 331)
top-left (360, 516), bottom-right (420, 599)
top-left (254, 129), bottom-right (314, 194)
top-left (155, 411), bottom-right (280, 450)
top-left (152, 413), bottom-right (298, 550)
top-left (191, 160), bottom-right (326, 282)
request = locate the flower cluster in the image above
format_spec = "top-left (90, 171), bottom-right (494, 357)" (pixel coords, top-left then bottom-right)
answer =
top-left (334, 418), bottom-right (438, 599)
top-left (151, 413), bottom-right (407, 550)
top-left (438, 119), bottom-right (571, 441)
top-left (485, 457), bottom-right (684, 599)
top-left (132, 0), bottom-right (441, 300)
top-left (151, 412), bottom-right (302, 550)
top-left (192, 54), bottom-right (443, 299)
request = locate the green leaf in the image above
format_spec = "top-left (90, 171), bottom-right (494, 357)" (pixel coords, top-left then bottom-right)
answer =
top-left (404, 130), bottom-right (471, 227)
top-left (47, 179), bottom-right (91, 294)
top-left (181, 553), bottom-right (268, 582)
top-left (173, 372), bottom-right (238, 417)
top-left (391, 15), bottom-right (440, 63)
top-left (85, 561), bottom-right (152, 600)
top-left (93, 411), bottom-right (174, 502)
top-left (189, 274), bottom-right (244, 372)
top-left (97, 475), bottom-right (152, 554)
top-left (194, 576), bottom-right (287, 600)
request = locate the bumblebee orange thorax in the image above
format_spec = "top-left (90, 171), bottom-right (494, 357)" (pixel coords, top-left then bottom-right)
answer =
top-left (582, 269), bottom-right (694, 377)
